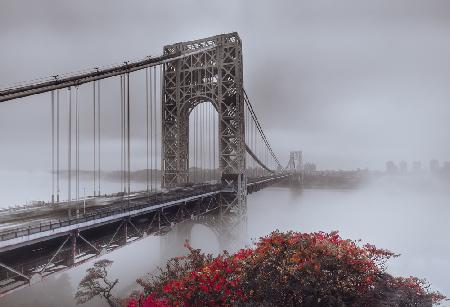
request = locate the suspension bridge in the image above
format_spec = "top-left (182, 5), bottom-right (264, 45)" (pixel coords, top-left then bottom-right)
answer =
top-left (0, 32), bottom-right (303, 296)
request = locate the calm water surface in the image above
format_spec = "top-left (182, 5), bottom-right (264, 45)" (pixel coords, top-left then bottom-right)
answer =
top-left (1, 174), bottom-right (449, 306)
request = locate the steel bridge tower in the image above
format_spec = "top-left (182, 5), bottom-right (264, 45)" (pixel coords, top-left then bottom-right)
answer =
top-left (162, 33), bottom-right (247, 238)
top-left (286, 151), bottom-right (304, 186)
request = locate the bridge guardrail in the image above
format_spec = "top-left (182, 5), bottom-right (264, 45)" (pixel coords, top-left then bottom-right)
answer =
top-left (0, 184), bottom-right (222, 242)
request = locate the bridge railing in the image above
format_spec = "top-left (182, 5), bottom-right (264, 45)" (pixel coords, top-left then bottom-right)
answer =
top-left (0, 183), bottom-right (222, 243)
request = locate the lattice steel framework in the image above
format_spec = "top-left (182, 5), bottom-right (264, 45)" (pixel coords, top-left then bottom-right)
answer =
top-left (162, 32), bottom-right (246, 209)
top-left (162, 33), bottom-right (247, 243)
top-left (287, 151), bottom-right (303, 172)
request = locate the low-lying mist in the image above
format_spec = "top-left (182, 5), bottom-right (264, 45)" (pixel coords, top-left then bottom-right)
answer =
top-left (1, 174), bottom-right (449, 306)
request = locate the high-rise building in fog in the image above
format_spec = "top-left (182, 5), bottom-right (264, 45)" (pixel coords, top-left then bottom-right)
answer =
top-left (304, 162), bottom-right (317, 173)
top-left (399, 161), bottom-right (407, 173)
top-left (442, 161), bottom-right (450, 173)
top-left (412, 161), bottom-right (422, 173)
top-left (430, 159), bottom-right (440, 173)
top-left (385, 161), bottom-right (398, 174)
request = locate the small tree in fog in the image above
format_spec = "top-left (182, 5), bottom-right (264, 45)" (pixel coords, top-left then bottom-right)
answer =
top-left (75, 259), bottom-right (119, 307)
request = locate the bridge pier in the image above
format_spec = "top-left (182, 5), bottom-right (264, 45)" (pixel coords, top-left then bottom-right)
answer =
top-left (67, 231), bottom-right (77, 267)
top-left (122, 221), bottom-right (128, 245)
top-left (161, 33), bottom-right (248, 253)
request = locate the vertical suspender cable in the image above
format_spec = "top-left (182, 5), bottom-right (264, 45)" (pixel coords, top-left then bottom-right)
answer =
top-left (151, 67), bottom-right (154, 190)
top-left (153, 67), bottom-right (157, 190)
top-left (244, 105), bottom-right (247, 176)
top-left (120, 76), bottom-right (123, 194)
top-left (78, 87), bottom-right (81, 203)
top-left (68, 87), bottom-right (72, 206)
top-left (206, 104), bottom-right (208, 181)
top-left (209, 104), bottom-right (212, 181)
top-left (127, 73), bottom-right (131, 201)
top-left (204, 104), bottom-right (207, 182)
top-left (122, 75), bottom-right (126, 194)
top-left (151, 67), bottom-right (155, 192)
top-left (145, 68), bottom-right (149, 195)
top-left (202, 103), bottom-right (205, 182)
top-left (207, 104), bottom-right (209, 181)
top-left (193, 106), bottom-right (197, 183)
top-left (250, 116), bottom-right (252, 177)
top-left (196, 106), bottom-right (198, 183)
top-left (123, 75), bottom-right (126, 194)
top-left (206, 104), bottom-right (208, 182)
top-left (75, 86), bottom-right (79, 204)
top-left (253, 119), bottom-right (256, 177)
top-left (51, 91), bottom-right (55, 204)
top-left (250, 115), bottom-right (252, 177)
top-left (197, 105), bottom-right (200, 182)
top-left (57, 90), bottom-right (60, 202)
top-left (150, 67), bottom-right (154, 191)
top-left (93, 81), bottom-right (96, 197)
top-left (213, 103), bottom-right (216, 181)
top-left (197, 106), bottom-right (199, 183)
top-left (193, 106), bottom-right (196, 183)
top-left (98, 80), bottom-right (101, 196)
top-left (199, 106), bottom-right (201, 183)
top-left (150, 67), bottom-right (154, 193)
top-left (200, 104), bottom-right (203, 182)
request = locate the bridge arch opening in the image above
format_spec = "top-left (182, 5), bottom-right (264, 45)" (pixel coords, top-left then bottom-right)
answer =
top-left (188, 100), bottom-right (219, 184)
top-left (190, 223), bottom-right (221, 254)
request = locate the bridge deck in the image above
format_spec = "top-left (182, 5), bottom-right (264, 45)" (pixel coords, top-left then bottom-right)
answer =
top-left (0, 174), bottom-right (290, 251)
top-left (0, 174), bottom-right (292, 296)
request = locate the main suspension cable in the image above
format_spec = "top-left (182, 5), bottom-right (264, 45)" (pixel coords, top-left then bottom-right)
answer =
top-left (243, 90), bottom-right (282, 170)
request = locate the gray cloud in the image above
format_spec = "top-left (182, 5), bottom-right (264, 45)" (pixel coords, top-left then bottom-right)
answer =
top-left (1, 0), bottom-right (450, 171)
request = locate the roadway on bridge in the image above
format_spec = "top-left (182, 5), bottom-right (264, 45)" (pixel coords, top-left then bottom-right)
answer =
top-left (0, 174), bottom-right (290, 251)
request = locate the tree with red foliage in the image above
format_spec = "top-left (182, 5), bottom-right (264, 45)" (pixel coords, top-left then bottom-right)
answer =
top-left (128, 231), bottom-right (445, 306)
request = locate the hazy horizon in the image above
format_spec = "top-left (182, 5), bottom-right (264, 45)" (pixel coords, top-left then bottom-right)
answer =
top-left (1, 0), bottom-right (450, 172)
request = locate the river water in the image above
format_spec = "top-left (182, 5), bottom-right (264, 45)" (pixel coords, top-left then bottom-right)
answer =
top-left (1, 174), bottom-right (449, 306)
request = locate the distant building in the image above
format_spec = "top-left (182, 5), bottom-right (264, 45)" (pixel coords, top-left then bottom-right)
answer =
top-left (399, 161), bottom-right (407, 173)
top-left (385, 161), bottom-right (398, 174)
top-left (430, 159), bottom-right (440, 173)
top-left (412, 161), bottom-right (422, 173)
top-left (442, 161), bottom-right (450, 173)
top-left (304, 162), bottom-right (317, 173)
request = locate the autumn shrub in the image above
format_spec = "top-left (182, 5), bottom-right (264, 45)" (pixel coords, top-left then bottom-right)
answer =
top-left (127, 231), bottom-right (446, 307)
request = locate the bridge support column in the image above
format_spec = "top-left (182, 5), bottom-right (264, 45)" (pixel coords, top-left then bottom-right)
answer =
top-left (122, 221), bottom-right (128, 245)
top-left (67, 231), bottom-right (77, 267)
top-left (218, 174), bottom-right (248, 251)
top-left (159, 221), bottom-right (193, 261)
top-left (286, 151), bottom-right (304, 188)
top-left (161, 32), bottom-right (248, 250)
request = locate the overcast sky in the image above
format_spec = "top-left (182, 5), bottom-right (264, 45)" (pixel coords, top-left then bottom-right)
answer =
top-left (1, 0), bottom-right (450, 171)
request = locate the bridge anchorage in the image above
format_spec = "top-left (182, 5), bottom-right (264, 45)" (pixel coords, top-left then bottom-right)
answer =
top-left (0, 32), bottom-right (302, 296)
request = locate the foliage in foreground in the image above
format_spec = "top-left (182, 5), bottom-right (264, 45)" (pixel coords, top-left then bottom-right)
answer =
top-left (125, 231), bottom-right (445, 306)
